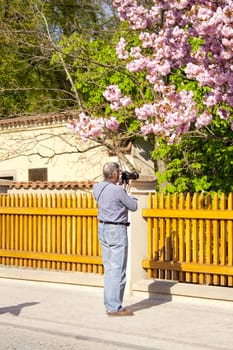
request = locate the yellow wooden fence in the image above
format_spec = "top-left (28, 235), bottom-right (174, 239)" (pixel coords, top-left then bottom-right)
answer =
top-left (1, 191), bottom-right (233, 287)
top-left (142, 192), bottom-right (233, 287)
top-left (0, 192), bottom-right (103, 274)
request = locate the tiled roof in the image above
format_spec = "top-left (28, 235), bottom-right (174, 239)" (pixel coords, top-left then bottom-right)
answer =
top-left (9, 181), bottom-right (94, 190)
top-left (0, 110), bottom-right (77, 129)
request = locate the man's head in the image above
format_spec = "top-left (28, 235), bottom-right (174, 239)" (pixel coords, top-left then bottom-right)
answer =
top-left (103, 162), bottom-right (120, 183)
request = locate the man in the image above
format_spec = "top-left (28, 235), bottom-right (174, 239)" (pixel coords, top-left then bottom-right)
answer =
top-left (93, 162), bottom-right (138, 316)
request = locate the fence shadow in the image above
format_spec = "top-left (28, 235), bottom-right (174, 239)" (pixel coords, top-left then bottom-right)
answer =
top-left (126, 280), bottom-right (177, 313)
top-left (0, 302), bottom-right (40, 316)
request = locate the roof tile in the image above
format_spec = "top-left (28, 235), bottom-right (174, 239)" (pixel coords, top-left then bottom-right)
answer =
top-left (0, 110), bottom-right (77, 129)
top-left (9, 181), bottom-right (94, 190)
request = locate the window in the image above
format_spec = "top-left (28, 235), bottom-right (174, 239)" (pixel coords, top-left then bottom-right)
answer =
top-left (0, 176), bottom-right (14, 181)
top-left (29, 168), bottom-right (48, 181)
top-left (0, 170), bottom-right (16, 181)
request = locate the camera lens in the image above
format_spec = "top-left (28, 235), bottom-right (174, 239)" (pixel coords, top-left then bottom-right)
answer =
top-left (130, 172), bottom-right (139, 180)
top-left (120, 171), bottom-right (139, 184)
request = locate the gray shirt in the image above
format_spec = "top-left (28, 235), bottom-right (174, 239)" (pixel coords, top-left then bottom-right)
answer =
top-left (93, 181), bottom-right (137, 223)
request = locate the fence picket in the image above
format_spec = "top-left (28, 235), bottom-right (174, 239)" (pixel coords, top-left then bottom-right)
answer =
top-left (56, 193), bottom-right (62, 270)
top-left (87, 193), bottom-right (94, 273)
top-left (77, 193), bottom-right (82, 272)
top-left (37, 194), bottom-right (43, 269)
top-left (199, 192), bottom-right (205, 284)
top-left (185, 193), bottom-right (192, 282)
top-left (179, 193), bottom-right (185, 282)
top-left (165, 193), bottom-right (172, 280)
top-left (213, 193), bottom-right (219, 285)
top-left (192, 193), bottom-right (198, 283)
top-left (152, 192), bottom-right (158, 278)
top-left (172, 193), bottom-right (178, 280)
top-left (82, 194), bottom-right (87, 273)
top-left (205, 194), bottom-right (212, 285)
top-left (220, 193), bottom-right (227, 286)
top-left (71, 194), bottom-right (77, 271)
top-left (228, 193), bottom-right (233, 286)
top-left (159, 193), bottom-right (165, 279)
top-left (66, 193), bottom-right (72, 271)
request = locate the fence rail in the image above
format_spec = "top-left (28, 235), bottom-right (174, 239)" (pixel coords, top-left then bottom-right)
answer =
top-left (0, 193), bottom-right (103, 274)
top-left (142, 192), bottom-right (233, 287)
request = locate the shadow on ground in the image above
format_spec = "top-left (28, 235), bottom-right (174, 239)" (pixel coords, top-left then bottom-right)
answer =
top-left (0, 302), bottom-right (40, 316)
top-left (126, 281), bottom-right (177, 312)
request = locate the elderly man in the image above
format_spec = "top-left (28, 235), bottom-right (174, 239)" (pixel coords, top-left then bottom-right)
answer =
top-left (93, 162), bottom-right (138, 316)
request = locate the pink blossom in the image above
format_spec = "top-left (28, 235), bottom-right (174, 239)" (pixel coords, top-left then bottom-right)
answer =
top-left (157, 61), bottom-right (171, 76)
top-left (218, 108), bottom-right (230, 120)
top-left (126, 57), bottom-right (150, 72)
top-left (130, 46), bottom-right (142, 59)
top-left (195, 111), bottom-right (212, 129)
top-left (103, 85), bottom-right (121, 102)
top-left (120, 96), bottom-right (132, 107)
top-left (103, 85), bottom-right (132, 111)
top-left (105, 117), bottom-right (120, 131)
top-left (116, 37), bottom-right (129, 60)
top-left (135, 104), bottom-right (157, 121)
top-left (110, 101), bottom-right (122, 111)
top-left (89, 126), bottom-right (103, 137)
top-left (141, 123), bottom-right (155, 135)
top-left (79, 112), bottom-right (90, 124)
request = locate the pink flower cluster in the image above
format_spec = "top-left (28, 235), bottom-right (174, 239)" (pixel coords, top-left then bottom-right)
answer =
top-left (69, 0), bottom-right (233, 144)
top-left (103, 85), bottom-right (132, 111)
top-left (113, 0), bottom-right (154, 29)
top-left (135, 88), bottom-right (198, 143)
top-left (67, 85), bottom-right (130, 140)
top-left (112, 0), bottom-right (233, 141)
top-left (67, 112), bottom-right (119, 141)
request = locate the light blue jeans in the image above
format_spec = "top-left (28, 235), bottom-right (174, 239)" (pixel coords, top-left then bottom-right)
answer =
top-left (98, 222), bottom-right (128, 312)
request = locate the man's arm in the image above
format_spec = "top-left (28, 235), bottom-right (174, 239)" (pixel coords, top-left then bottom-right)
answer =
top-left (119, 187), bottom-right (138, 211)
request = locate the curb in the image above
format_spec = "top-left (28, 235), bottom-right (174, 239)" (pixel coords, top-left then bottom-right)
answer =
top-left (133, 279), bottom-right (233, 302)
top-left (0, 266), bottom-right (104, 288)
top-left (1, 266), bottom-right (233, 302)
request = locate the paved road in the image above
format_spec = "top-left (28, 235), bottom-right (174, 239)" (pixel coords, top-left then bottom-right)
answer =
top-left (0, 278), bottom-right (233, 350)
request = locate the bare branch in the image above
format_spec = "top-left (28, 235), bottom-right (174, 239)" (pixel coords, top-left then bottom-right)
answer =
top-left (34, 5), bottom-right (83, 109)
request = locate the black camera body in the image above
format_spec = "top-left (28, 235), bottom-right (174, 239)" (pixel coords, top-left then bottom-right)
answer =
top-left (120, 171), bottom-right (139, 185)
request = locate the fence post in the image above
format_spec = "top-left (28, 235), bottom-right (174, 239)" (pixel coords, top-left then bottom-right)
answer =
top-left (126, 175), bottom-right (156, 295)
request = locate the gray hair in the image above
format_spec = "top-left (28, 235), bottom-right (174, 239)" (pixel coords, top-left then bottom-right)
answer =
top-left (103, 162), bottom-right (120, 180)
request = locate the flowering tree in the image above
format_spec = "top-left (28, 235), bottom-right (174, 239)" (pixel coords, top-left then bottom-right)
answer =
top-left (68, 0), bottom-right (233, 146)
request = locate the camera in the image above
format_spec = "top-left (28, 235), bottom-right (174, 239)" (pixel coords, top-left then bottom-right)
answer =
top-left (120, 171), bottom-right (139, 185)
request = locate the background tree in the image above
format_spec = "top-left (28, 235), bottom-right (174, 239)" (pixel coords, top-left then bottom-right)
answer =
top-left (0, 0), bottom-right (118, 116)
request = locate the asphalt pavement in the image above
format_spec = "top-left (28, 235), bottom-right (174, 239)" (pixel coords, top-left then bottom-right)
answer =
top-left (0, 277), bottom-right (233, 350)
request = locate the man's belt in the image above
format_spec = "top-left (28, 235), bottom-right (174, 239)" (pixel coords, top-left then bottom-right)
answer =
top-left (99, 221), bottom-right (130, 227)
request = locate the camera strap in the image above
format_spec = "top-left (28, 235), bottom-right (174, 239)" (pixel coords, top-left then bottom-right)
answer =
top-left (96, 183), bottom-right (110, 202)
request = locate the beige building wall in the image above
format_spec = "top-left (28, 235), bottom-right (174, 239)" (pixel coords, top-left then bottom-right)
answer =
top-left (0, 114), bottom-right (155, 183)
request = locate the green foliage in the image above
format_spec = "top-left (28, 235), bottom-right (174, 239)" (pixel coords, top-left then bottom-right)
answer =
top-left (153, 126), bottom-right (233, 194)
top-left (189, 36), bottom-right (205, 52)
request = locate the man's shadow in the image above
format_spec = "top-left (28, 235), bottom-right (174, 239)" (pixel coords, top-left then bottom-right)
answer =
top-left (0, 302), bottom-right (40, 316)
top-left (126, 281), bottom-right (177, 312)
